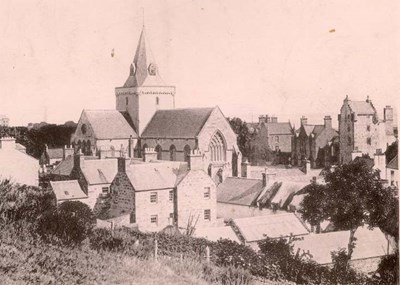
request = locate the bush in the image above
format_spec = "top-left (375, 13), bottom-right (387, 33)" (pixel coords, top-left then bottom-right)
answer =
top-left (38, 201), bottom-right (95, 246)
top-left (0, 180), bottom-right (56, 230)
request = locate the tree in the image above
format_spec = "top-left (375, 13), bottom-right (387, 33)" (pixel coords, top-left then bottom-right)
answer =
top-left (299, 183), bottom-right (328, 233)
top-left (39, 201), bottom-right (95, 245)
top-left (385, 140), bottom-right (398, 164)
top-left (300, 160), bottom-right (395, 267)
top-left (228, 117), bottom-right (254, 159)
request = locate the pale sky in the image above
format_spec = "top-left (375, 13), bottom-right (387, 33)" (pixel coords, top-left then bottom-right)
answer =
top-left (0, 0), bottom-right (399, 128)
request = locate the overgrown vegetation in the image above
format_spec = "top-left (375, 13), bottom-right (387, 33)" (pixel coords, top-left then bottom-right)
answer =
top-left (0, 179), bottom-right (397, 284)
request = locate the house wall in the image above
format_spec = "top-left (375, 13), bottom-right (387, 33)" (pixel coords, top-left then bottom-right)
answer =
top-left (387, 168), bottom-right (398, 188)
top-left (108, 172), bottom-right (135, 219)
top-left (268, 134), bottom-right (292, 153)
top-left (135, 189), bottom-right (174, 232)
top-left (177, 170), bottom-right (217, 228)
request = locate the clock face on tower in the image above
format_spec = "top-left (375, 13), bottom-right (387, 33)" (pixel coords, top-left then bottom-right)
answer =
top-left (148, 63), bottom-right (157, 76)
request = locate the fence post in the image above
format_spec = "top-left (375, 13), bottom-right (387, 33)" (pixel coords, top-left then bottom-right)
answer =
top-left (206, 246), bottom-right (210, 263)
top-left (154, 239), bottom-right (158, 261)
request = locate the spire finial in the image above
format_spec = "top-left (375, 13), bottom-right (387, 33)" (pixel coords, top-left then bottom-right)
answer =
top-left (142, 7), bottom-right (145, 28)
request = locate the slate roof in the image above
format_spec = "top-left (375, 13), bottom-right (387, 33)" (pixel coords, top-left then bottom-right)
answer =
top-left (288, 193), bottom-right (307, 211)
top-left (84, 110), bottom-right (138, 139)
top-left (233, 213), bottom-right (309, 242)
top-left (348, 101), bottom-right (376, 115)
top-left (266, 122), bottom-right (292, 135)
top-left (387, 155), bottom-right (398, 170)
top-left (81, 158), bottom-right (118, 185)
top-left (47, 148), bottom-right (64, 159)
top-left (294, 227), bottom-right (392, 264)
top-left (125, 161), bottom-right (188, 191)
top-left (312, 125), bottom-right (325, 136)
top-left (217, 177), bottom-right (264, 206)
top-left (50, 155), bottom-right (74, 176)
top-left (123, 28), bottom-right (166, 88)
top-left (50, 180), bottom-right (87, 201)
top-left (194, 226), bottom-right (241, 243)
top-left (269, 181), bottom-right (308, 207)
top-left (141, 108), bottom-right (214, 139)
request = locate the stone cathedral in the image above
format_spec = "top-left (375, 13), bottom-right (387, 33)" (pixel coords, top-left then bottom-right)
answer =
top-left (71, 26), bottom-right (241, 181)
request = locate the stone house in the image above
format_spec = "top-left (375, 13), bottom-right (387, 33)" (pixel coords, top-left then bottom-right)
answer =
top-left (106, 149), bottom-right (217, 232)
top-left (0, 137), bottom-right (39, 186)
top-left (338, 96), bottom-right (397, 164)
top-left (50, 180), bottom-right (88, 204)
top-left (292, 115), bottom-right (338, 168)
top-left (247, 115), bottom-right (293, 164)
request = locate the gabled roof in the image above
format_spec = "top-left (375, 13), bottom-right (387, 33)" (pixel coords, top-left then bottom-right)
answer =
top-left (232, 213), bottom-right (309, 242)
top-left (194, 226), bottom-right (240, 243)
top-left (217, 177), bottom-right (264, 206)
top-left (387, 155), bottom-right (398, 170)
top-left (141, 108), bottom-right (214, 139)
top-left (125, 161), bottom-right (188, 191)
top-left (50, 180), bottom-right (87, 201)
top-left (50, 155), bottom-right (74, 176)
top-left (303, 125), bottom-right (316, 136)
top-left (266, 122), bottom-right (292, 135)
top-left (123, 28), bottom-right (165, 88)
top-left (83, 110), bottom-right (138, 140)
top-left (81, 158), bottom-right (118, 185)
top-left (312, 125), bottom-right (325, 136)
top-left (294, 227), bottom-right (392, 265)
top-left (348, 100), bottom-right (376, 115)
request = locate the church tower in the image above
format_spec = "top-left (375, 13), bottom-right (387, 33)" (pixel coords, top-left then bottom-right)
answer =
top-left (115, 26), bottom-right (175, 135)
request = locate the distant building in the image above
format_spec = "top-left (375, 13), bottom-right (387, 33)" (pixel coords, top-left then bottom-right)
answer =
top-left (386, 155), bottom-right (398, 188)
top-left (338, 96), bottom-right (397, 164)
top-left (0, 115), bottom-right (9, 127)
top-left (0, 137), bottom-right (39, 186)
top-left (292, 115), bottom-right (339, 168)
top-left (247, 115), bottom-right (293, 164)
top-left (40, 144), bottom-right (73, 167)
top-left (71, 25), bottom-right (241, 181)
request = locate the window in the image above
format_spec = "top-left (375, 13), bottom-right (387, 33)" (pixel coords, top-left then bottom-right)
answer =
top-left (204, 187), bottom-right (210, 199)
top-left (126, 97), bottom-right (129, 105)
top-left (367, 138), bottom-right (372, 145)
top-left (275, 136), bottom-right (279, 143)
top-left (347, 126), bottom-right (351, 132)
top-left (204, 209), bottom-right (211, 221)
top-left (209, 132), bottom-right (226, 162)
top-left (367, 125), bottom-right (370, 131)
top-left (348, 137), bottom-right (351, 146)
top-left (102, 187), bottom-right (109, 194)
top-left (155, 145), bottom-right (162, 160)
top-left (115, 177), bottom-right (120, 186)
top-left (150, 192), bottom-right (158, 203)
top-left (184, 145), bottom-right (191, 163)
top-left (169, 213), bottom-right (174, 219)
top-left (156, 96), bottom-right (159, 105)
top-left (169, 190), bottom-right (174, 202)
top-left (150, 215), bottom-right (158, 225)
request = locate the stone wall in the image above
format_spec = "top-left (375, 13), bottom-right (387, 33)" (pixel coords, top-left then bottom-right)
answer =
top-left (108, 172), bottom-right (135, 219)
top-left (177, 170), bottom-right (217, 229)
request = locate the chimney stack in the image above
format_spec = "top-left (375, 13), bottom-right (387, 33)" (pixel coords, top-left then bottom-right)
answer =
top-left (300, 116), bottom-right (308, 126)
top-left (271, 116), bottom-right (278, 123)
top-left (258, 115), bottom-right (266, 124)
top-left (384, 106), bottom-right (394, 122)
top-left (188, 149), bottom-right (203, 171)
top-left (117, 157), bottom-right (126, 173)
top-left (63, 145), bottom-right (74, 159)
top-left (241, 158), bottom-right (250, 178)
top-left (324, 116), bottom-right (332, 129)
top-left (73, 150), bottom-right (85, 171)
top-left (143, 147), bottom-right (157, 162)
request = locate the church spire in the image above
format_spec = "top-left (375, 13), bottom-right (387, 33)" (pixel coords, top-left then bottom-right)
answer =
top-left (123, 23), bottom-right (164, 88)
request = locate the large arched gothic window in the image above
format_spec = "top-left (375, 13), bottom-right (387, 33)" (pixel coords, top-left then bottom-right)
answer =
top-left (183, 145), bottom-right (191, 163)
top-left (155, 145), bottom-right (162, 160)
top-left (169, 145), bottom-right (176, 161)
top-left (209, 131), bottom-right (226, 162)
